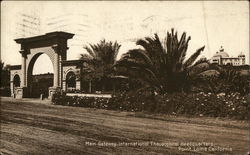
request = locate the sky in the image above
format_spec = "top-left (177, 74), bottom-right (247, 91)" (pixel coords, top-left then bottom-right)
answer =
top-left (1, 1), bottom-right (249, 74)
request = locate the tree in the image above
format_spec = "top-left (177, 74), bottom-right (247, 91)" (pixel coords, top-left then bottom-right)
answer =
top-left (115, 28), bottom-right (206, 93)
top-left (80, 39), bottom-right (121, 92)
top-left (0, 61), bottom-right (4, 72)
top-left (0, 61), bottom-right (11, 96)
top-left (0, 61), bottom-right (10, 87)
top-left (199, 65), bottom-right (250, 95)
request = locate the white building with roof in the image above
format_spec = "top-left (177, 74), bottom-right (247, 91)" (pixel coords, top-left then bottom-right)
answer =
top-left (210, 46), bottom-right (245, 66)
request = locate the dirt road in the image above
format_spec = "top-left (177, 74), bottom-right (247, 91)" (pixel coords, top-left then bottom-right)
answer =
top-left (0, 97), bottom-right (249, 155)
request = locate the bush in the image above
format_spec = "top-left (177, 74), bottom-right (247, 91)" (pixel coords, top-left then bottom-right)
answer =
top-left (195, 65), bottom-right (250, 96)
top-left (0, 87), bottom-right (11, 97)
top-left (52, 91), bottom-right (249, 120)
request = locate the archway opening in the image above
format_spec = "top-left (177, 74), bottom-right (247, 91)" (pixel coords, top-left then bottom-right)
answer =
top-left (13, 74), bottom-right (20, 87)
top-left (66, 71), bottom-right (76, 92)
top-left (13, 74), bottom-right (20, 94)
top-left (29, 53), bottom-right (54, 98)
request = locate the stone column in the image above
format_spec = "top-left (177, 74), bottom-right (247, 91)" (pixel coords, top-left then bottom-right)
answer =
top-left (76, 80), bottom-right (81, 90)
top-left (10, 81), bottom-right (14, 97)
top-left (62, 81), bottom-right (66, 91)
top-left (21, 54), bottom-right (27, 87)
top-left (49, 44), bottom-right (61, 100)
top-left (52, 44), bottom-right (61, 88)
top-left (53, 53), bottom-right (59, 87)
top-left (15, 50), bottom-right (28, 98)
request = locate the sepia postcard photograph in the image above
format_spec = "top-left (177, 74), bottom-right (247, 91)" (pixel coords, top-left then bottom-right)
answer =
top-left (0, 1), bottom-right (249, 155)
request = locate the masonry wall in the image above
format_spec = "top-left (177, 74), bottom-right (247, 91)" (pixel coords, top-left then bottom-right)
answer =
top-left (62, 65), bottom-right (81, 91)
top-left (10, 69), bottom-right (22, 97)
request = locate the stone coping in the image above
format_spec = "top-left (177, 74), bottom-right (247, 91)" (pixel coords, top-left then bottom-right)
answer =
top-left (66, 93), bottom-right (112, 98)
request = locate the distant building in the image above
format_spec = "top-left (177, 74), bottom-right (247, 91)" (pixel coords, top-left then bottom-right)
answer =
top-left (210, 46), bottom-right (245, 66)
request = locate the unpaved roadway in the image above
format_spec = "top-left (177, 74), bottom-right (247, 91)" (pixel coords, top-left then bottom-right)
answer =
top-left (0, 97), bottom-right (249, 155)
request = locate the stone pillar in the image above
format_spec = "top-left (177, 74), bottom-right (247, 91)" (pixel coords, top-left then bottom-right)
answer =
top-left (76, 80), bottom-right (81, 90)
top-left (21, 54), bottom-right (27, 87)
top-left (62, 81), bottom-right (66, 91)
top-left (53, 53), bottom-right (59, 87)
top-left (10, 81), bottom-right (14, 97)
top-left (15, 51), bottom-right (28, 98)
top-left (49, 44), bottom-right (61, 100)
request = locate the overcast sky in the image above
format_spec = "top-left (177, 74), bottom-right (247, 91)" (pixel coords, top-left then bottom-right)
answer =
top-left (1, 1), bottom-right (249, 74)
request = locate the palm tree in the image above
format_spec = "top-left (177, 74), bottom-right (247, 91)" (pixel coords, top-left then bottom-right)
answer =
top-left (115, 28), bottom-right (206, 93)
top-left (201, 65), bottom-right (250, 95)
top-left (80, 39), bottom-right (121, 92)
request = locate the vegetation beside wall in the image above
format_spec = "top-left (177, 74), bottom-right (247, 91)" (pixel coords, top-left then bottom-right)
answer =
top-left (52, 91), bottom-right (249, 120)
top-left (0, 61), bottom-right (11, 97)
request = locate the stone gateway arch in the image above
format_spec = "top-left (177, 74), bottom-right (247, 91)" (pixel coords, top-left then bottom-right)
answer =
top-left (10, 32), bottom-right (75, 99)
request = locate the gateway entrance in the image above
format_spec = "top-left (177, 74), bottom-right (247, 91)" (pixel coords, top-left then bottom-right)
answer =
top-left (10, 32), bottom-right (74, 99)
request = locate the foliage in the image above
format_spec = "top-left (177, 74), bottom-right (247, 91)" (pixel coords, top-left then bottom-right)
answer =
top-left (0, 61), bottom-right (11, 96)
top-left (79, 39), bottom-right (121, 92)
top-left (115, 28), bottom-right (206, 93)
top-left (52, 91), bottom-right (249, 120)
top-left (0, 61), bottom-right (4, 72)
top-left (80, 40), bottom-right (121, 79)
top-left (196, 65), bottom-right (250, 95)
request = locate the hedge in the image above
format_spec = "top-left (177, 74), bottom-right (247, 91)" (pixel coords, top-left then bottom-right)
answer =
top-left (52, 91), bottom-right (249, 120)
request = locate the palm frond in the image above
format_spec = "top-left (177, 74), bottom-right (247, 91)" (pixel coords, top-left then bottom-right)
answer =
top-left (80, 39), bottom-right (121, 83)
top-left (115, 28), bottom-right (209, 93)
top-left (83, 45), bottom-right (96, 58)
top-left (123, 49), bottom-right (154, 66)
top-left (184, 46), bottom-right (205, 68)
top-left (193, 57), bottom-right (208, 66)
